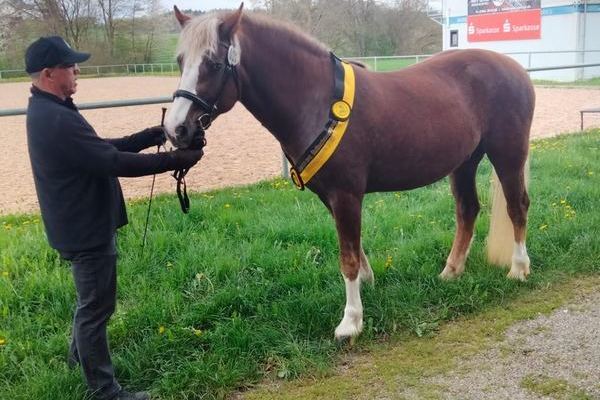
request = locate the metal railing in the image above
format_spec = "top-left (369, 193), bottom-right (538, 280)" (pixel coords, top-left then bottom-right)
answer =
top-left (2, 62), bottom-right (600, 179)
top-left (2, 50), bottom-right (600, 79)
top-left (0, 63), bottom-right (179, 79)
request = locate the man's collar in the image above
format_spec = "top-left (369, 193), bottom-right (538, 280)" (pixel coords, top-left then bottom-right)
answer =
top-left (30, 85), bottom-right (77, 111)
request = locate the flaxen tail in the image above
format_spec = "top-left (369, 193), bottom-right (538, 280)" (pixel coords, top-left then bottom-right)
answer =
top-left (486, 158), bottom-right (530, 266)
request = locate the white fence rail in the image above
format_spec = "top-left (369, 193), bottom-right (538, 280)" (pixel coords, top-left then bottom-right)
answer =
top-left (2, 50), bottom-right (600, 80)
top-left (0, 63), bottom-right (179, 79)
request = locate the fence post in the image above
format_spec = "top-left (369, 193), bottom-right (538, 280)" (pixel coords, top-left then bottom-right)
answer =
top-left (282, 153), bottom-right (289, 178)
top-left (416, 55), bottom-right (421, 64)
top-left (528, 53), bottom-right (532, 69)
top-left (374, 57), bottom-right (378, 72)
top-left (97, 66), bottom-right (100, 76)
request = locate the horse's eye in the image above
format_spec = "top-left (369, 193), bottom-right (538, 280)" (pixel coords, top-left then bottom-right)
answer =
top-left (212, 62), bottom-right (223, 71)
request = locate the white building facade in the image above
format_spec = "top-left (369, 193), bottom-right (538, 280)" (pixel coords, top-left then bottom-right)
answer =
top-left (441, 0), bottom-right (600, 80)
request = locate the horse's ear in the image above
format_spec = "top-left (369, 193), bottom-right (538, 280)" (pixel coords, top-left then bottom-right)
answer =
top-left (220, 3), bottom-right (244, 39)
top-left (174, 5), bottom-right (191, 27)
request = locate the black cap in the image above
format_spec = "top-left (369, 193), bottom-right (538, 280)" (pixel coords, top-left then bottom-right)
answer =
top-left (25, 36), bottom-right (91, 73)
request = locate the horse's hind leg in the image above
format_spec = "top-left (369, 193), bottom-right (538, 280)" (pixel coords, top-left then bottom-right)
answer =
top-left (326, 191), bottom-right (365, 339)
top-left (491, 161), bottom-right (531, 280)
top-left (359, 247), bottom-right (374, 284)
top-left (440, 149), bottom-right (484, 279)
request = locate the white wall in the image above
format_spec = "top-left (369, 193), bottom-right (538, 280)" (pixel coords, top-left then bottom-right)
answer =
top-left (582, 9), bottom-right (600, 79)
top-left (442, 0), bottom-right (600, 81)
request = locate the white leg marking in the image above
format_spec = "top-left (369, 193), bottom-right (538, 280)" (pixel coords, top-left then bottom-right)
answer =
top-left (358, 248), bottom-right (374, 285)
top-left (335, 277), bottom-right (363, 340)
top-left (508, 241), bottom-right (530, 281)
top-left (440, 237), bottom-right (474, 280)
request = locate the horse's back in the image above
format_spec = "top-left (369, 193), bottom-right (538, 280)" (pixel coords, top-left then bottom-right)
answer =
top-left (345, 49), bottom-right (534, 192)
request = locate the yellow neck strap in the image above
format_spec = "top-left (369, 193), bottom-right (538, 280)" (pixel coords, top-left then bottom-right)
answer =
top-left (290, 56), bottom-right (355, 190)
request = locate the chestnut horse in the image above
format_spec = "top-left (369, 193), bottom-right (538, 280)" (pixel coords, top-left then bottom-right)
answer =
top-left (164, 4), bottom-right (534, 339)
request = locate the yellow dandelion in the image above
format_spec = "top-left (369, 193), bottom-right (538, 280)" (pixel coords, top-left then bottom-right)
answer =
top-left (560, 199), bottom-right (567, 204)
top-left (224, 204), bottom-right (231, 208)
top-left (385, 255), bottom-right (393, 269)
top-left (2, 271), bottom-right (8, 277)
top-left (539, 224), bottom-right (548, 231)
top-left (158, 326), bottom-right (166, 334)
top-left (166, 261), bottom-right (173, 268)
top-left (192, 328), bottom-right (203, 337)
top-left (588, 171), bottom-right (594, 176)
top-left (0, 338), bottom-right (6, 346)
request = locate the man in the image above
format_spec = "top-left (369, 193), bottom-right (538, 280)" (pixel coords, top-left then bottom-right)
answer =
top-left (25, 36), bottom-right (201, 400)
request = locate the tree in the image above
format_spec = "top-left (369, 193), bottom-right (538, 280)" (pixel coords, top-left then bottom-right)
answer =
top-left (97, 0), bottom-right (124, 56)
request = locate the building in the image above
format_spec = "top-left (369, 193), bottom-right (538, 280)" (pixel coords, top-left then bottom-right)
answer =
top-left (440, 0), bottom-right (600, 80)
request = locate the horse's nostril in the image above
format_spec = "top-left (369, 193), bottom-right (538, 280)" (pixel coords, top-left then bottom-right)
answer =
top-left (175, 125), bottom-right (187, 138)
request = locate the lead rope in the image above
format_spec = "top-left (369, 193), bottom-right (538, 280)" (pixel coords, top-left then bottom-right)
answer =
top-left (173, 167), bottom-right (190, 213)
top-left (141, 107), bottom-right (167, 256)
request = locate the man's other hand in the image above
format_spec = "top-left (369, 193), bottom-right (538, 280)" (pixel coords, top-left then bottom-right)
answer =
top-left (169, 149), bottom-right (204, 170)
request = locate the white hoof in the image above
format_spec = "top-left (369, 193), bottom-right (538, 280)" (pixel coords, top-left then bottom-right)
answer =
top-left (334, 308), bottom-right (363, 340)
top-left (508, 254), bottom-right (530, 281)
top-left (439, 263), bottom-right (463, 280)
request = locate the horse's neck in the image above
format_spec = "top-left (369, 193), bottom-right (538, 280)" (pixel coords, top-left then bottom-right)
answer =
top-left (238, 24), bottom-right (333, 162)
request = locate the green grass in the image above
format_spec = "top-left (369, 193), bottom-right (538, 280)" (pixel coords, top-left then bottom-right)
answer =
top-left (521, 374), bottom-right (594, 399)
top-left (346, 57), bottom-right (422, 72)
top-left (1, 130), bottom-right (599, 399)
top-left (532, 76), bottom-right (600, 87)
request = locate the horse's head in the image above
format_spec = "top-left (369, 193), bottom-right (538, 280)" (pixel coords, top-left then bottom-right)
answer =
top-left (164, 4), bottom-right (244, 148)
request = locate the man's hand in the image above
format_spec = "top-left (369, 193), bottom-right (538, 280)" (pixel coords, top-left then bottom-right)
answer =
top-left (142, 126), bottom-right (167, 147)
top-left (169, 148), bottom-right (204, 170)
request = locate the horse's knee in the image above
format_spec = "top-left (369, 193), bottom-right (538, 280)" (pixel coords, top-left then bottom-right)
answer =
top-left (341, 253), bottom-right (361, 281)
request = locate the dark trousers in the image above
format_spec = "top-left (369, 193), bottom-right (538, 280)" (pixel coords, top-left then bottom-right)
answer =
top-left (60, 236), bottom-right (121, 400)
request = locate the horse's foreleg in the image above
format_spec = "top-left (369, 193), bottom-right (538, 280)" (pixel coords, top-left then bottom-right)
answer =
top-left (440, 152), bottom-right (483, 280)
top-left (329, 192), bottom-right (364, 340)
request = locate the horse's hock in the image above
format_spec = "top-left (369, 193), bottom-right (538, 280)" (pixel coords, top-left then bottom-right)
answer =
top-left (0, 79), bottom-right (599, 216)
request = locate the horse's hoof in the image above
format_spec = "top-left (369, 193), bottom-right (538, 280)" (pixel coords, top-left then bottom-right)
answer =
top-left (507, 268), bottom-right (528, 281)
top-left (334, 313), bottom-right (363, 340)
top-left (508, 256), bottom-right (530, 281)
top-left (439, 264), bottom-right (462, 280)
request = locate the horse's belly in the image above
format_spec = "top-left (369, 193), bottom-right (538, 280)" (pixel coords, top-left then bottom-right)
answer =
top-left (364, 141), bottom-right (477, 192)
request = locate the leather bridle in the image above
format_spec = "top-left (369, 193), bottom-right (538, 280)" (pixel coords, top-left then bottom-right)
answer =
top-left (172, 42), bottom-right (240, 131)
top-left (170, 42), bottom-right (240, 213)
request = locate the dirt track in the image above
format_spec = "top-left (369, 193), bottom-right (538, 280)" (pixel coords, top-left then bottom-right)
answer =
top-left (1, 77), bottom-right (599, 215)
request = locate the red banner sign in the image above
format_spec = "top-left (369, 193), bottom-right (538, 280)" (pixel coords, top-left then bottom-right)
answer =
top-left (467, 9), bottom-right (541, 41)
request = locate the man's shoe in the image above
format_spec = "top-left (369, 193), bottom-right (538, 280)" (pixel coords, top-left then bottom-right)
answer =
top-left (115, 390), bottom-right (150, 400)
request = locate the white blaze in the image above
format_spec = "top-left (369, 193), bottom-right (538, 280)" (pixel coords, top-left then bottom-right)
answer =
top-left (164, 58), bottom-right (202, 142)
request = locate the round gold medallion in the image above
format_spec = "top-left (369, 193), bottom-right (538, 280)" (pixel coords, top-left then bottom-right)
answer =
top-left (331, 100), bottom-right (351, 121)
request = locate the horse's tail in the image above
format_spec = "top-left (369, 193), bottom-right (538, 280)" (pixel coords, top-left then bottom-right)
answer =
top-left (486, 158), bottom-right (530, 266)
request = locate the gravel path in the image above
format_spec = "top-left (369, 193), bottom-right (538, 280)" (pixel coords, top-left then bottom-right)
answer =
top-left (421, 290), bottom-right (600, 399)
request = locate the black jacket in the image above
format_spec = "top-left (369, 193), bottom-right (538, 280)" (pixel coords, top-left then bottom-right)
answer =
top-left (26, 86), bottom-right (177, 252)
